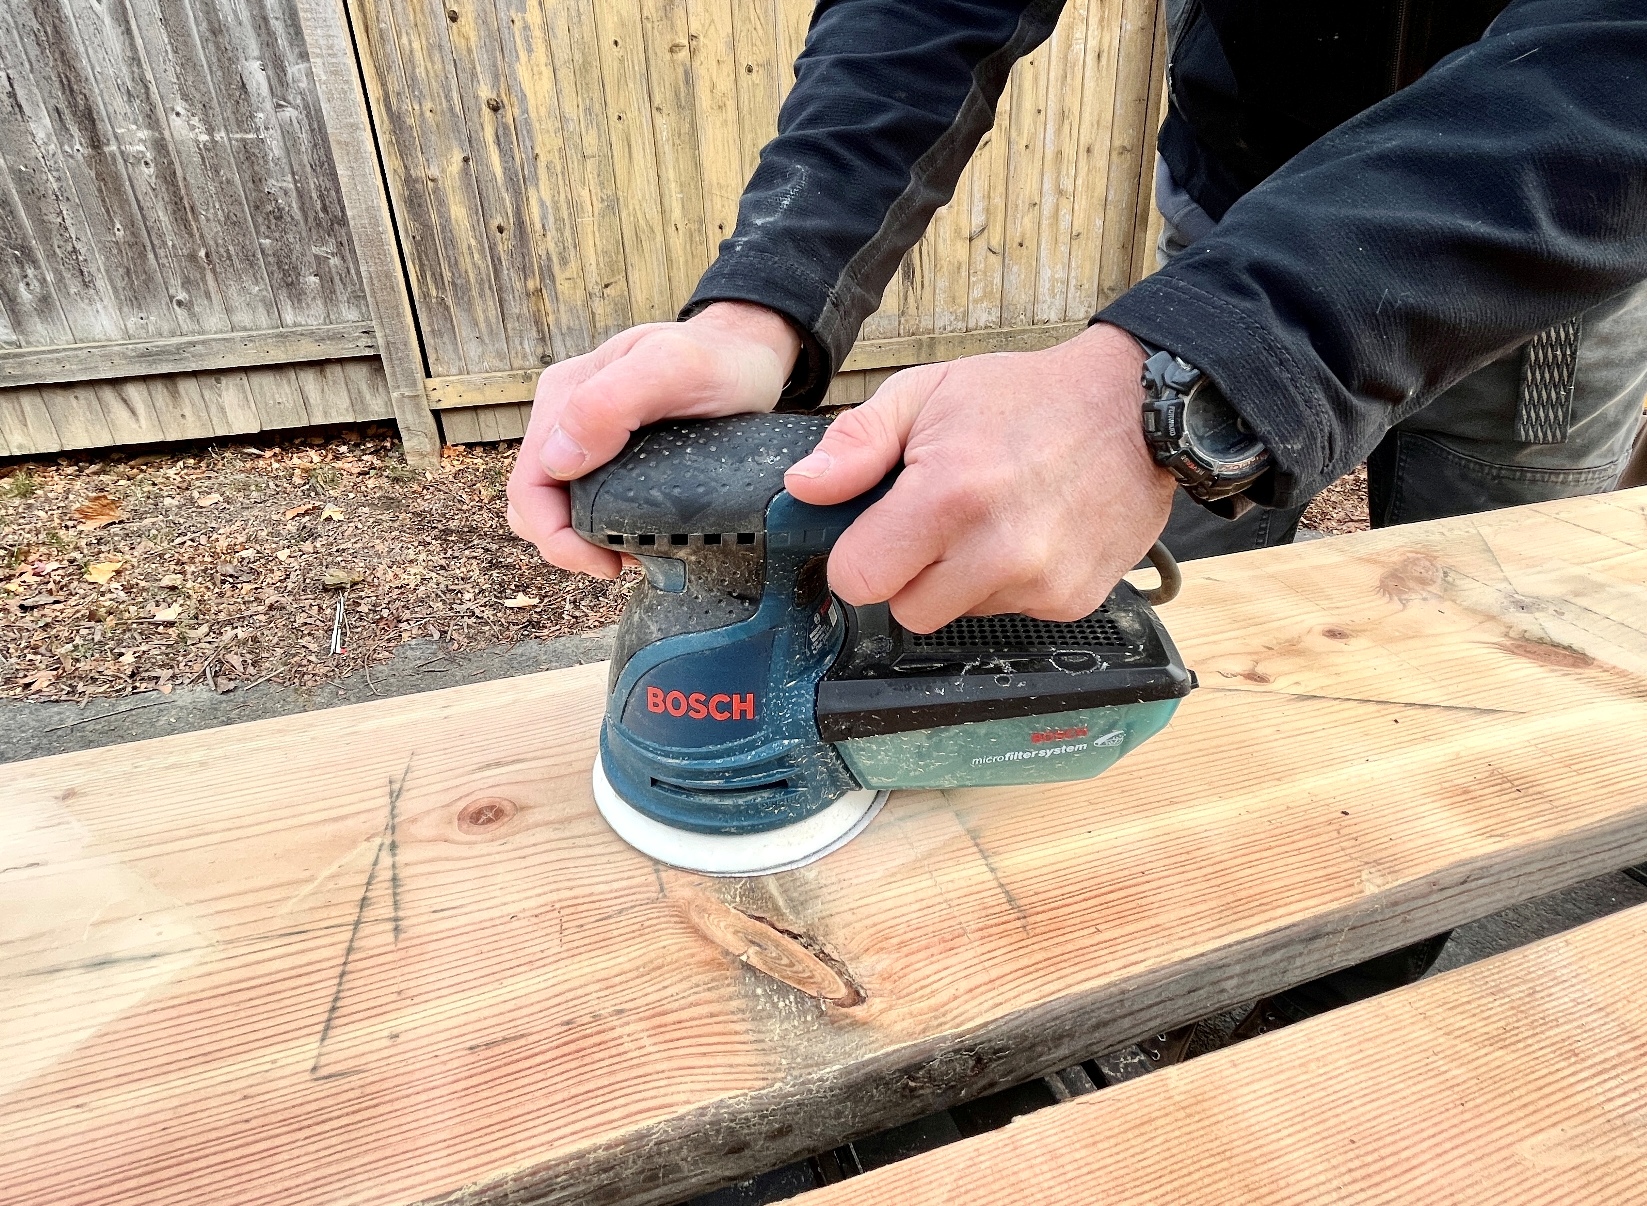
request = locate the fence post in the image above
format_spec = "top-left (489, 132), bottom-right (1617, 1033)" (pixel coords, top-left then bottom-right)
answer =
top-left (294, 0), bottom-right (442, 468)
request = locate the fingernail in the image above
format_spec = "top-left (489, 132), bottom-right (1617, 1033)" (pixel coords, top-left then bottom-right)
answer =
top-left (787, 450), bottom-right (832, 479)
top-left (541, 426), bottom-right (587, 478)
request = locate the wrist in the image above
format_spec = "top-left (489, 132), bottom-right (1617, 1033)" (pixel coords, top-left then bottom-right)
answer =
top-left (688, 301), bottom-right (802, 378)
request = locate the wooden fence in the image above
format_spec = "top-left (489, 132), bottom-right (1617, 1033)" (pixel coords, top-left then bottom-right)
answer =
top-left (0, 0), bottom-right (1166, 460)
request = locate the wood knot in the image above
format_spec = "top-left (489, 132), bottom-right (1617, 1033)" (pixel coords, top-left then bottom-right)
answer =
top-left (1379, 553), bottom-right (1444, 606)
top-left (1321, 627), bottom-right (1352, 641)
top-left (679, 894), bottom-right (864, 1007)
top-left (457, 796), bottom-right (518, 835)
top-left (1496, 638), bottom-right (1594, 671)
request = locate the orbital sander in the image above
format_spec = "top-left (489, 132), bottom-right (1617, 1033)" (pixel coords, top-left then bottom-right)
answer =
top-left (571, 413), bottom-right (1195, 876)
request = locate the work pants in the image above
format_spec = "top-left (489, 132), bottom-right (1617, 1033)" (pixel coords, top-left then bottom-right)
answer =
top-left (1153, 163), bottom-right (1647, 1014)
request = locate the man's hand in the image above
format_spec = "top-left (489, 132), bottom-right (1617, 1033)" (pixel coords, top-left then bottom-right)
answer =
top-left (783, 322), bottom-right (1174, 633)
top-left (506, 302), bottom-right (800, 578)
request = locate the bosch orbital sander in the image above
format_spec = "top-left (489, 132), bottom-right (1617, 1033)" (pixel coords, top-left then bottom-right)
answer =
top-left (571, 413), bottom-right (1195, 876)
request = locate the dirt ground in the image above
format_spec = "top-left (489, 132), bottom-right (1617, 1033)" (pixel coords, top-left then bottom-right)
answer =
top-left (2, 429), bottom-right (1372, 704)
top-left (1300, 462), bottom-right (1371, 535)
top-left (1, 427), bottom-right (630, 703)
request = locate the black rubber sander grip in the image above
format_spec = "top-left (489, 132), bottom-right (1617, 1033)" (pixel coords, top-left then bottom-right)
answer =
top-left (570, 413), bottom-right (832, 540)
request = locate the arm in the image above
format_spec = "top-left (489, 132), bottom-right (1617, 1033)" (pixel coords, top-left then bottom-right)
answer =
top-left (1101, 0), bottom-right (1647, 507)
top-left (686, 0), bottom-right (1065, 404)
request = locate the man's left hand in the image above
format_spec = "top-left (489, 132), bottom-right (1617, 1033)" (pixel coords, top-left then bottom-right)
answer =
top-left (783, 322), bottom-right (1175, 633)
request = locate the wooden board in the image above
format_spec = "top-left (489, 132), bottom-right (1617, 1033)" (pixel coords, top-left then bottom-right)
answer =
top-left (0, 324), bottom-right (378, 388)
top-left (12, 489), bottom-right (1647, 1205)
top-left (799, 900), bottom-right (1647, 1205)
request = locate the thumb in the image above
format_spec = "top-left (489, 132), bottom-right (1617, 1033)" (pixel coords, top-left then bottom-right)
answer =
top-left (784, 366), bottom-right (937, 504)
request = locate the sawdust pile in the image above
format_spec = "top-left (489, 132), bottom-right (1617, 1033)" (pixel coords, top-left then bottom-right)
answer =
top-left (1, 428), bottom-right (630, 702)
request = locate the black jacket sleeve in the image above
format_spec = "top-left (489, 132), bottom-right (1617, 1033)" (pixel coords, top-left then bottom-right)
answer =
top-left (683, 0), bottom-right (1065, 405)
top-left (1101, 0), bottom-right (1647, 505)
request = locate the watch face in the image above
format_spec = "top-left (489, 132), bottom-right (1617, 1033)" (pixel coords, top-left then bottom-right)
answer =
top-left (1184, 379), bottom-right (1268, 476)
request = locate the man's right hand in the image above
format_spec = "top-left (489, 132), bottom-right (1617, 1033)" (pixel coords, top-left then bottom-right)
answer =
top-left (506, 301), bottom-right (801, 578)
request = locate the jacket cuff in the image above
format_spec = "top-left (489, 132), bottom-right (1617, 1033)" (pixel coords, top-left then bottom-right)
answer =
top-left (1099, 275), bottom-right (1342, 508)
top-left (683, 251), bottom-right (845, 410)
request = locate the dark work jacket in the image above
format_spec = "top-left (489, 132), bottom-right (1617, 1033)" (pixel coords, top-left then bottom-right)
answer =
top-left (684, 0), bottom-right (1647, 506)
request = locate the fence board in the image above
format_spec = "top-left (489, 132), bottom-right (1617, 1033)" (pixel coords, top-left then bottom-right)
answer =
top-left (0, 0), bottom-right (402, 457)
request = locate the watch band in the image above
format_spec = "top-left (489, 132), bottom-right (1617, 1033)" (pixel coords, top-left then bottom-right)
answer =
top-left (1138, 346), bottom-right (1272, 503)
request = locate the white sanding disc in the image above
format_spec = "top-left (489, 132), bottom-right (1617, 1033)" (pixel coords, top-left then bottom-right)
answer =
top-left (592, 753), bottom-right (888, 877)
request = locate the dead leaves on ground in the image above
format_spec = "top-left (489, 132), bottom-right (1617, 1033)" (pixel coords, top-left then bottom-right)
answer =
top-left (73, 495), bottom-right (126, 529)
top-left (2, 430), bottom-right (632, 702)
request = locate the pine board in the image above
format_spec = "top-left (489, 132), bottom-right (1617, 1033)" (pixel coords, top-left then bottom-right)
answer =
top-left (800, 900), bottom-right (1647, 1205)
top-left (6, 489), bottom-right (1647, 1205)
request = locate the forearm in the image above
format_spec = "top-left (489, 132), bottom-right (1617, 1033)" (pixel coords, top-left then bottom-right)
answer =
top-left (684, 0), bottom-right (1064, 406)
top-left (1101, 0), bottom-right (1647, 506)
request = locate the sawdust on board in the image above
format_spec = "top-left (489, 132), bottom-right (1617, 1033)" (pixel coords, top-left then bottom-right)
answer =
top-left (1, 427), bottom-right (632, 702)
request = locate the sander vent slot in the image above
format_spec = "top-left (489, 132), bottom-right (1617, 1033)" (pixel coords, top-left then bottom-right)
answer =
top-left (650, 777), bottom-right (790, 802)
top-left (914, 612), bottom-right (1128, 652)
top-left (599, 531), bottom-right (763, 549)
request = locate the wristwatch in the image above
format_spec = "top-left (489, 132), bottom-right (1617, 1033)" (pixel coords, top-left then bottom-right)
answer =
top-left (1138, 344), bottom-right (1272, 505)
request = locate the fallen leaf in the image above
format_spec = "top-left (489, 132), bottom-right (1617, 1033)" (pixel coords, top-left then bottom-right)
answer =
top-left (502, 594), bottom-right (539, 609)
top-left (196, 493), bottom-right (222, 508)
top-left (187, 623), bottom-right (211, 640)
top-left (84, 559), bottom-right (124, 584)
top-left (151, 604), bottom-right (182, 622)
top-left (276, 549), bottom-right (291, 562)
top-left (284, 502), bottom-right (317, 520)
top-left (19, 595), bottom-right (62, 610)
top-left (22, 669), bottom-right (58, 690)
top-left (323, 568), bottom-right (364, 589)
top-left (158, 573), bottom-right (185, 588)
top-left (320, 505), bottom-right (345, 522)
top-left (73, 495), bottom-right (126, 529)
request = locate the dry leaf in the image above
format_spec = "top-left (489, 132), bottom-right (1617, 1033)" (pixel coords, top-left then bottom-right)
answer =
top-left (284, 502), bottom-right (317, 520)
top-left (320, 505), bottom-right (345, 522)
top-left (84, 559), bottom-right (124, 584)
top-left (502, 594), bottom-right (539, 609)
top-left (323, 568), bottom-right (363, 589)
top-left (151, 604), bottom-right (182, 622)
top-left (196, 493), bottom-right (222, 508)
top-left (73, 495), bottom-right (126, 529)
top-left (158, 573), bottom-right (185, 588)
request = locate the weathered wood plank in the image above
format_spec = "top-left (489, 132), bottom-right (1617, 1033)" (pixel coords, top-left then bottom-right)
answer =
top-left (422, 323), bottom-right (1092, 414)
top-left (1064, 0), bottom-right (1125, 319)
top-left (543, 0), bottom-right (637, 343)
top-left (295, 0), bottom-right (442, 465)
top-left (594, 0), bottom-right (676, 323)
top-left (801, 902), bottom-right (1647, 1206)
top-left (0, 323), bottom-right (377, 387)
top-left (1097, 0), bottom-right (1158, 306)
top-left (6, 490), bottom-right (1647, 1204)
top-left (642, 0), bottom-right (712, 306)
top-left (1001, 40), bottom-right (1050, 330)
top-left (0, 0), bottom-right (174, 345)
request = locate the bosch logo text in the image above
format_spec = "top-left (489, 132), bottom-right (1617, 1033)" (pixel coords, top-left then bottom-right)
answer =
top-left (1031, 725), bottom-right (1087, 744)
top-left (646, 687), bottom-right (756, 721)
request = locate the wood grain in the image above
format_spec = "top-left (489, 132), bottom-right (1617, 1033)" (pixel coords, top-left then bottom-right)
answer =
top-left (0, 324), bottom-right (378, 387)
top-left (800, 901), bottom-right (1647, 1205)
top-left (16, 489), bottom-right (1644, 1205)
